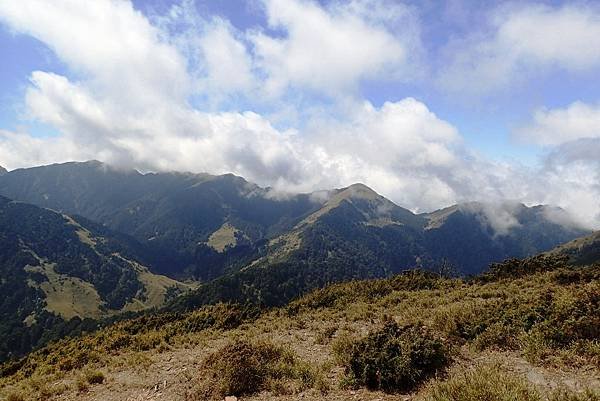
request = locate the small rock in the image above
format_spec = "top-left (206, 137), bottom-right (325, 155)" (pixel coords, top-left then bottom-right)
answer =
top-left (224, 396), bottom-right (238, 401)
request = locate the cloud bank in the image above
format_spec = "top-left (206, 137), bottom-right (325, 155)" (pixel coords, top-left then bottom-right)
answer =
top-left (0, 0), bottom-right (599, 229)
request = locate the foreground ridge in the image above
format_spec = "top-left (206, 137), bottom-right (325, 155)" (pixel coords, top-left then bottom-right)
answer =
top-left (1, 256), bottom-right (599, 400)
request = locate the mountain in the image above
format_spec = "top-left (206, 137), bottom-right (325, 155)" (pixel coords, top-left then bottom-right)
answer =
top-left (0, 162), bottom-right (588, 284)
top-left (0, 166), bottom-right (6, 176)
top-left (0, 161), bottom-right (592, 365)
top-left (0, 161), bottom-right (323, 280)
top-left (170, 187), bottom-right (589, 310)
top-left (0, 195), bottom-right (188, 361)
top-left (171, 183), bottom-right (430, 308)
top-left (421, 201), bottom-right (589, 274)
top-left (547, 230), bottom-right (600, 266)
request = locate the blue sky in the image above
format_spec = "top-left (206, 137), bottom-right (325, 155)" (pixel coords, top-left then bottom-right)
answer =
top-left (0, 0), bottom-right (600, 226)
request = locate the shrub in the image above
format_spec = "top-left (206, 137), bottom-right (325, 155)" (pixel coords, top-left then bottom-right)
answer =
top-left (543, 283), bottom-right (600, 346)
top-left (85, 369), bottom-right (105, 385)
top-left (473, 322), bottom-right (520, 351)
top-left (426, 364), bottom-right (600, 401)
top-left (193, 338), bottom-right (316, 400)
top-left (331, 331), bottom-right (357, 366)
top-left (484, 255), bottom-right (568, 280)
top-left (345, 319), bottom-right (449, 392)
top-left (425, 364), bottom-right (541, 401)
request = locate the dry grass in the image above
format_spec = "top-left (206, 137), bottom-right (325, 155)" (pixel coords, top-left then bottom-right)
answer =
top-left (1, 263), bottom-right (599, 400)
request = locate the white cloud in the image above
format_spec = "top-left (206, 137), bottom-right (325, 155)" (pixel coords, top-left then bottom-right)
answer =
top-left (197, 19), bottom-right (255, 97)
top-left (516, 101), bottom-right (600, 146)
top-left (0, 0), bottom-right (599, 231)
top-left (536, 158), bottom-right (600, 228)
top-left (440, 3), bottom-right (600, 93)
top-left (0, 0), bottom-right (189, 108)
top-left (300, 99), bottom-right (467, 210)
top-left (250, 0), bottom-right (420, 96)
top-left (151, 1), bottom-right (256, 104)
top-left (460, 201), bottom-right (523, 237)
top-left (0, 130), bottom-right (86, 169)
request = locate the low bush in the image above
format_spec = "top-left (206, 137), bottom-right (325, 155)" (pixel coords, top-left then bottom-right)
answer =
top-left (85, 369), bottom-right (105, 385)
top-left (549, 389), bottom-right (600, 401)
top-left (344, 319), bottom-right (450, 393)
top-left (472, 322), bottom-right (520, 351)
top-left (192, 338), bottom-right (317, 400)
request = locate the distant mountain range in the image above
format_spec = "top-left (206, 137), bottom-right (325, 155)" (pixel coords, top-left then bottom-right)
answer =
top-left (0, 161), bottom-right (589, 276)
top-left (0, 161), bottom-right (594, 359)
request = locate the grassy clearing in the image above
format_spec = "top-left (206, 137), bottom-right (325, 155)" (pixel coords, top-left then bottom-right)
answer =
top-left (424, 363), bottom-right (542, 401)
top-left (25, 262), bottom-right (104, 320)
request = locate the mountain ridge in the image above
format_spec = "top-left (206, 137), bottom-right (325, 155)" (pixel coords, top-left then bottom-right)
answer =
top-left (0, 161), bottom-right (589, 279)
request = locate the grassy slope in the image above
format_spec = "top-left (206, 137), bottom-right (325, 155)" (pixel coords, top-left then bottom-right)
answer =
top-left (0, 195), bottom-right (195, 364)
top-left (0, 258), bottom-right (599, 401)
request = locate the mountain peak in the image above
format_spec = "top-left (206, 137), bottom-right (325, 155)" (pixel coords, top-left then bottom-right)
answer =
top-left (0, 165), bottom-right (6, 176)
top-left (337, 183), bottom-right (380, 201)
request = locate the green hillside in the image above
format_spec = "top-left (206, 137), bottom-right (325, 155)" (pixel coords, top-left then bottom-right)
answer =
top-left (0, 161), bottom-right (592, 368)
top-left (168, 187), bottom-right (590, 311)
top-left (0, 196), bottom-right (189, 362)
top-left (1, 255), bottom-right (598, 401)
top-left (548, 231), bottom-right (600, 266)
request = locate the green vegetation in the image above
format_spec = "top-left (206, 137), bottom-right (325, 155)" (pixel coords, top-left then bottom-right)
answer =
top-left (343, 319), bottom-right (449, 392)
top-left (83, 369), bottom-right (104, 385)
top-left (0, 254), bottom-right (598, 400)
top-left (0, 161), bottom-right (588, 285)
top-left (0, 161), bottom-right (592, 373)
top-left (0, 303), bottom-right (257, 383)
top-left (0, 195), bottom-right (190, 363)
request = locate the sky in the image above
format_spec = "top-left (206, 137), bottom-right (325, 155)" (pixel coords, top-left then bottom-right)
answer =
top-left (0, 0), bottom-right (600, 227)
